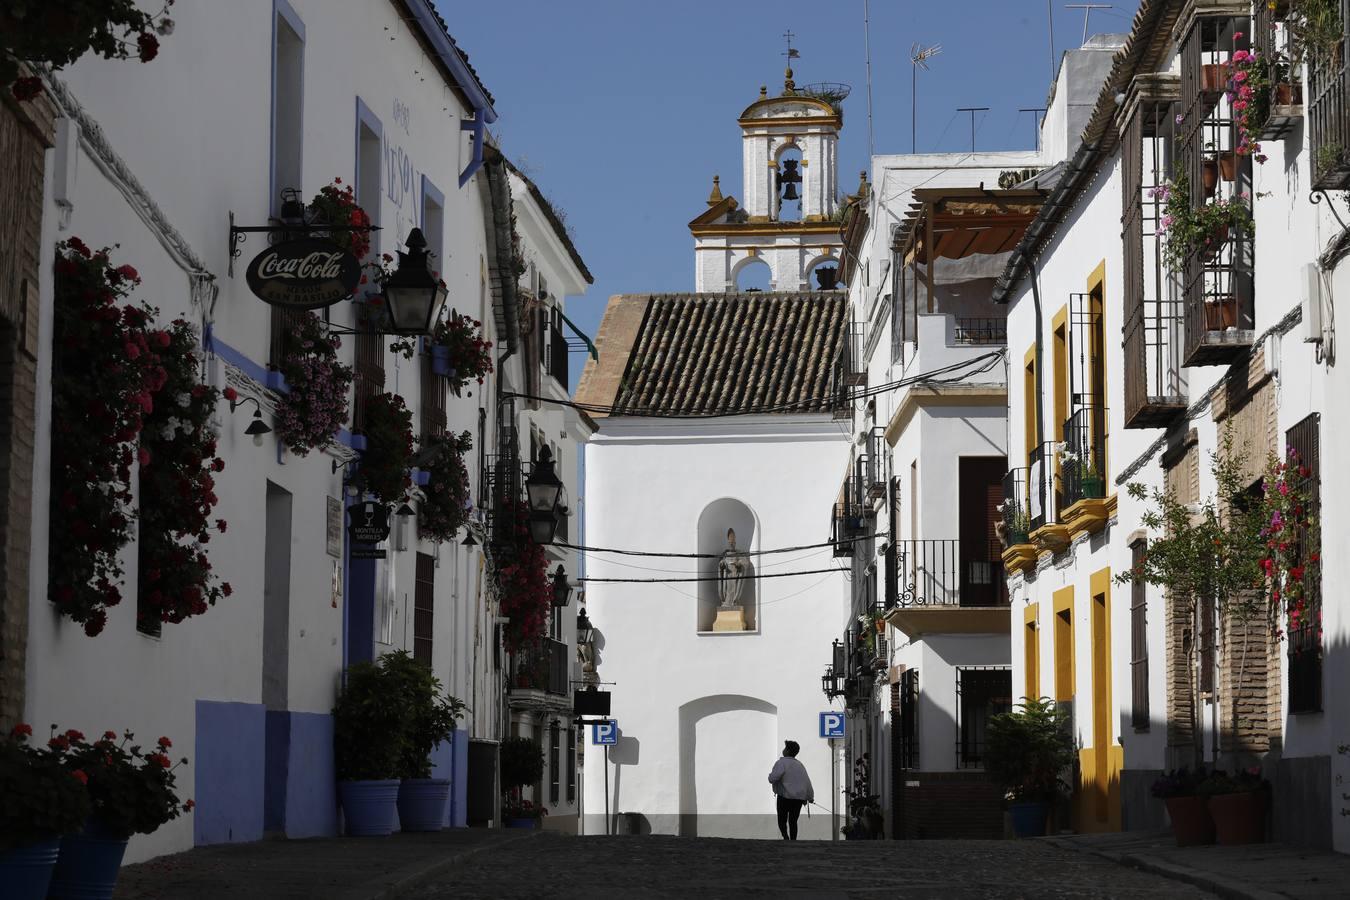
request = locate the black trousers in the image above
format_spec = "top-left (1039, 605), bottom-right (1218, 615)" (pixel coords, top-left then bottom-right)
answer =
top-left (776, 796), bottom-right (804, 840)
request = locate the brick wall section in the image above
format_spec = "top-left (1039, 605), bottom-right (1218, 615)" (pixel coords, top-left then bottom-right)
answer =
top-left (1162, 432), bottom-right (1198, 755)
top-left (895, 772), bottom-right (1004, 839)
top-left (0, 80), bottom-right (56, 731)
top-left (1221, 612), bottom-right (1272, 753)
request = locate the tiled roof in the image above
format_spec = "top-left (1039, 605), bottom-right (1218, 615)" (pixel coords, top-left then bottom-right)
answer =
top-left (501, 157), bottom-right (593, 284)
top-left (580, 293), bottom-right (845, 417)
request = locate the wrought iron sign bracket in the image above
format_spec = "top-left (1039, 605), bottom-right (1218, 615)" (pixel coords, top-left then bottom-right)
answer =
top-left (227, 210), bottom-right (381, 277)
top-left (1310, 190), bottom-right (1349, 232)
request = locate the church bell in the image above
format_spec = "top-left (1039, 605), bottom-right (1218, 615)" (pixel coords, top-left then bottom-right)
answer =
top-left (778, 158), bottom-right (802, 201)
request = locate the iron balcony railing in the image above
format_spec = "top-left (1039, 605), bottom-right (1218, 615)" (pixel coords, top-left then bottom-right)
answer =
top-left (1028, 441), bottom-right (1059, 532)
top-left (842, 320), bottom-right (867, 386)
top-left (512, 637), bottom-right (570, 695)
top-left (952, 317), bottom-right (1008, 345)
top-left (831, 500), bottom-right (863, 557)
top-left (864, 428), bottom-right (888, 500)
top-left (1060, 406), bottom-right (1108, 508)
top-left (891, 539), bottom-right (1008, 609)
top-left (1309, 0), bottom-right (1350, 190)
top-left (1002, 468), bottom-right (1031, 545)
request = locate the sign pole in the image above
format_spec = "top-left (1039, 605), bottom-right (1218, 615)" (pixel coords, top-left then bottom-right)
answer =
top-left (604, 744), bottom-right (611, 836)
top-left (830, 737), bottom-right (838, 842)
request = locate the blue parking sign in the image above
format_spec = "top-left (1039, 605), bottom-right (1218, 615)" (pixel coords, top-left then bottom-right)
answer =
top-left (592, 720), bottom-right (618, 745)
top-left (819, 711), bottom-right (845, 739)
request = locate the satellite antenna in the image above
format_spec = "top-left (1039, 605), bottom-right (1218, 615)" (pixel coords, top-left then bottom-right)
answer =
top-left (1066, 4), bottom-right (1112, 43)
top-left (910, 42), bottom-right (942, 154)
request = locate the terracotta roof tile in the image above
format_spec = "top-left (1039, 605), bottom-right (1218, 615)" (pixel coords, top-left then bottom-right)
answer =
top-left (605, 292), bottom-right (846, 416)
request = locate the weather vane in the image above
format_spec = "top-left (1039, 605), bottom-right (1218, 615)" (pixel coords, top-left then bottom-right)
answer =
top-left (782, 29), bottom-right (799, 64)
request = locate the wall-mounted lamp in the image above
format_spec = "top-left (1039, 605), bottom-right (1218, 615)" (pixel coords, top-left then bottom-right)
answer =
top-left (230, 395), bottom-right (273, 447)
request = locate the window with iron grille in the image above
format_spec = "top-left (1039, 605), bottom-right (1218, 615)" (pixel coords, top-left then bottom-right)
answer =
top-left (567, 726), bottom-right (576, 803)
top-left (1130, 538), bottom-right (1150, 731)
top-left (1287, 413), bottom-right (1322, 714)
top-left (1199, 588), bottom-right (1215, 695)
top-left (897, 669), bottom-right (919, 769)
top-left (956, 667), bottom-right (1012, 769)
top-left (421, 350), bottom-right (447, 440)
top-left (1308, 0), bottom-right (1350, 189)
top-left (414, 552), bottom-right (435, 665)
top-left (549, 721), bottom-right (560, 805)
top-left (352, 320), bottom-right (385, 432)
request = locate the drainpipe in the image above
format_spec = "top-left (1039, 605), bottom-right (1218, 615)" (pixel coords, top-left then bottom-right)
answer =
top-left (1027, 256), bottom-right (1046, 452)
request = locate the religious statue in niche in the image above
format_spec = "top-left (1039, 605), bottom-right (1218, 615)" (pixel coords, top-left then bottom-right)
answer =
top-left (712, 528), bottom-right (751, 632)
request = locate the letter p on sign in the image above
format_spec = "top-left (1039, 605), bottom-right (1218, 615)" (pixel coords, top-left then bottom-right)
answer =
top-left (819, 712), bottom-right (845, 739)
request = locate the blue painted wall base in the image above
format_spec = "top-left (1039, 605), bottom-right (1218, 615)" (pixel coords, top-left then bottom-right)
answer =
top-left (430, 729), bottom-right (468, 827)
top-left (264, 710), bottom-right (338, 839)
top-left (194, 701), bottom-right (265, 846)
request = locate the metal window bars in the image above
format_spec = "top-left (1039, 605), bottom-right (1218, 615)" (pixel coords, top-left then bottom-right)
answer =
top-left (1254, 0), bottom-right (1304, 140)
top-left (1002, 467), bottom-right (1031, 545)
top-left (1028, 441), bottom-right (1060, 532)
top-left (897, 669), bottom-right (919, 770)
top-left (1061, 406), bottom-right (1108, 508)
top-left (1286, 412), bottom-right (1323, 714)
top-left (955, 667), bottom-right (1013, 769)
top-left (952, 317), bottom-right (1008, 345)
top-left (864, 428), bottom-right (889, 501)
top-left (1309, 0), bottom-right (1350, 189)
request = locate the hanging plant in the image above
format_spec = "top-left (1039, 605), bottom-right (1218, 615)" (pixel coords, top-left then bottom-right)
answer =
top-left (137, 319), bottom-right (231, 629)
top-left (427, 311), bottom-right (494, 396)
top-left (308, 177), bottom-right (371, 260)
top-left (48, 239), bottom-right (163, 636)
top-left (1, 1), bottom-right (175, 102)
top-left (1154, 169), bottom-right (1254, 271)
top-left (357, 392), bottom-right (414, 504)
top-left (1227, 43), bottom-right (1272, 163)
top-left (495, 502), bottom-right (551, 651)
top-left (1260, 448), bottom-right (1320, 635)
top-left (417, 431), bottom-right (474, 542)
top-left (275, 311), bottom-right (353, 455)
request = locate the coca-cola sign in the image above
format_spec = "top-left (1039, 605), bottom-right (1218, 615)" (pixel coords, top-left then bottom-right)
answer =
top-left (244, 238), bottom-right (362, 309)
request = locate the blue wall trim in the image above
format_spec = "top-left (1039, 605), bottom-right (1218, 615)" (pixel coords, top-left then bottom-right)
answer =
top-left (194, 701), bottom-right (265, 846)
top-left (204, 325), bottom-right (270, 387)
top-left (430, 728), bottom-right (469, 827)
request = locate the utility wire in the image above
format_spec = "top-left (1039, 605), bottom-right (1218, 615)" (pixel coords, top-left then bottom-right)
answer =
top-left (578, 567), bottom-right (844, 585)
top-left (557, 531), bottom-right (878, 560)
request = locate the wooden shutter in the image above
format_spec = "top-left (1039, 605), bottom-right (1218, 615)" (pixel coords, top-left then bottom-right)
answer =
top-left (414, 552), bottom-right (435, 665)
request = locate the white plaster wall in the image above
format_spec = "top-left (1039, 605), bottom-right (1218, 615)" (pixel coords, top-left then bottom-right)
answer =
top-left (580, 415), bottom-right (848, 837)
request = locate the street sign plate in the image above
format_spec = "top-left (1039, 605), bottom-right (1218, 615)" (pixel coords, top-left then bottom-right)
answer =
top-left (819, 711), bottom-right (845, 739)
top-left (591, 720), bottom-right (618, 745)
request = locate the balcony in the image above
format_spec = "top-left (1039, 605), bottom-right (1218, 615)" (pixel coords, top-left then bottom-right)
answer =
top-left (1028, 441), bottom-right (1070, 553)
top-left (1060, 407), bottom-right (1111, 537)
top-left (1308, 0), bottom-right (1350, 189)
top-left (1000, 467), bottom-right (1037, 574)
top-left (1254, 0), bottom-right (1304, 141)
top-left (508, 637), bottom-right (571, 712)
top-left (862, 428), bottom-right (888, 501)
top-left (885, 538), bottom-right (1009, 639)
top-left (830, 488), bottom-right (866, 558)
top-left (842, 320), bottom-right (867, 386)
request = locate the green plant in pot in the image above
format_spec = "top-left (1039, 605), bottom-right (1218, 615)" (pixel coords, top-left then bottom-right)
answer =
top-left (1151, 767), bottom-right (1214, 846)
top-left (333, 660), bottom-right (407, 836)
top-left (0, 724), bottom-right (90, 900)
top-left (498, 736), bottom-right (546, 829)
top-left (1198, 768), bottom-right (1270, 845)
top-left (984, 698), bottom-right (1074, 838)
top-left (379, 651), bottom-right (467, 832)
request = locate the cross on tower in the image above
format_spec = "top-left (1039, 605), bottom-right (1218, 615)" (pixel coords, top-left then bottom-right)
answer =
top-left (782, 30), bottom-right (799, 63)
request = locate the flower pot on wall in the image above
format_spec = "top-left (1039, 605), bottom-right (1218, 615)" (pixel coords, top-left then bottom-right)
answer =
top-left (0, 838), bottom-right (61, 900)
top-left (339, 779), bottom-right (402, 836)
top-left (1208, 791), bottom-right (1269, 845)
top-left (1201, 225), bottom-right (1231, 262)
top-left (1273, 82), bottom-right (1303, 106)
top-left (397, 778), bottom-right (450, 832)
top-left (1164, 796), bottom-right (1215, 846)
top-left (1082, 475), bottom-right (1104, 499)
top-left (1218, 151), bottom-right (1237, 182)
top-left (1202, 159), bottom-right (1219, 198)
top-left (1204, 296), bottom-right (1239, 331)
top-left (1009, 802), bottom-right (1049, 838)
top-left (47, 820), bottom-right (130, 900)
top-left (1201, 64), bottom-right (1228, 92)
top-left (429, 345), bottom-right (457, 379)
top-left (504, 817), bottom-right (538, 829)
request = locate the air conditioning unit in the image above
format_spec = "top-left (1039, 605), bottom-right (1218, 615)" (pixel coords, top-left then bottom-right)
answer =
top-left (1303, 263), bottom-right (1324, 344)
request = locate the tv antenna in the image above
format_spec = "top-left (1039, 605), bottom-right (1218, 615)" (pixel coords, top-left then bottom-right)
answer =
top-left (910, 42), bottom-right (942, 154)
top-left (956, 107), bottom-right (990, 153)
top-left (1019, 107), bottom-right (1047, 151)
top-left (1066, 4), bottom-right (1112, 43)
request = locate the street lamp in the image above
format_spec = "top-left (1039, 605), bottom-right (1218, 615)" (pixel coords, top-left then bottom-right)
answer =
top-left (230, 395), bottom-right (273, 447)
top-left (381, 228), bottom-right (448, 335)
top-left (821, 665), bottom-right (838, 698)
top-left (552, 564), bottom-right (573, 607)
top-left (525, 446), bottom-right (564, 544)
top-left (575, 604), bottom-right (594, 646)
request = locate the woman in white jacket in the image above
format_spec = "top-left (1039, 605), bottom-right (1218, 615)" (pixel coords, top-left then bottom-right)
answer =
top-left (767, 740), bottom-right (814, 840)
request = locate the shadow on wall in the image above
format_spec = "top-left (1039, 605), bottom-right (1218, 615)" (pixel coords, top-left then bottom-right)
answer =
top-left (677, 694), bottom-right (777, 837)
top-left (608, 729), bottom-right (640, 835)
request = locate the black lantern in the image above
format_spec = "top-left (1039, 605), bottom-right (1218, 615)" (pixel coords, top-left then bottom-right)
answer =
top-left (395, 501), bottom-right (415, 518)
top-left (576, 605), bottom-right (594, 646)
top-left (831, 638), bottom-right (846, 674)
top-left (381, 228), bottom-right (448, 335)
top-left (552, 564), bottom-right (573, 607)
top-left (821, 665), bottom-right (837, 698)
top-left (525, 446), bottom-right (564, 544)
top-left (461, 529), bottom-right (478, 547)
top-left (278, 187), bottom-right (306, 230)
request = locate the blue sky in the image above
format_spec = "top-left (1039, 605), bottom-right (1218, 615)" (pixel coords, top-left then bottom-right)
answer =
top-left (440, 1), bottom-right (1142, 386)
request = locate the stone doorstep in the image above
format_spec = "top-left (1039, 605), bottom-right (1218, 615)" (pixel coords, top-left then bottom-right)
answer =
top-left (1043, 832), bottom-right (1350, 900)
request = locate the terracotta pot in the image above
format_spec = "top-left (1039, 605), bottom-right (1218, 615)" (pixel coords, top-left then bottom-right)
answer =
top-left (1201, 224), bottom-right (1231, 262)
top-left (1218, 151), bottom-right (1237, 182)
top-left (1273, 82), bottom-right (1303, 106)
top-left (1208, 790), bottom-right (1269, 845)
top-left (1201, 64), bottom-right (1228, 93)
top-left (1164, 795), bottom-right (1215, 846)
top-left (1205, 296), bottom-right (1239, 331)
top-left (1201, 160), bottom-right (1219, 197)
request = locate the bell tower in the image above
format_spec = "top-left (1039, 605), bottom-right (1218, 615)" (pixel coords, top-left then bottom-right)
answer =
top-left (690, 50), bottom-right (849, 293)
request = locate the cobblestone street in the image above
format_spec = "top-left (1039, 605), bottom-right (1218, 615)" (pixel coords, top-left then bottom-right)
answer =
top-left (409, 833), bottom-right (1210, 899)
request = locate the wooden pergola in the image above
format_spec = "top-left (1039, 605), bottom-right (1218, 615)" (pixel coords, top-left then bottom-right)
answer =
top-left (892, 187), bottom-right (1047, 314)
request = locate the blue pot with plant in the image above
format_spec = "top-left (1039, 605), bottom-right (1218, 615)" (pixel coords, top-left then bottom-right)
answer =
top-left (0, 724), bottom-right (90, 900)
top-left (984, 699), bottom-right (1075, 839)
top-left (381, 651), bottom-right (468, 832)
top-left (334, 659), bottom-right (407, 836)
top-left (498, 737), bottom-right (546, 830)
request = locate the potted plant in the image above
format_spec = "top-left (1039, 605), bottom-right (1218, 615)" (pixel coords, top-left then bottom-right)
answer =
top-left (1205, 295), bottom-right (1240, 331)
top-left (1199, 768), bottom-right (1270, 845)
top-left (498, 736), bottom-right (545, 829)
top-left (51, 730), bottom-right (191, 900)
top-left (307, 178), bottom-right (371, 260)
top-left (501, 799), bottom-right (548, 829)
top-left (333, 660), bottom-right (406, 836)
top-left (380, 651), bottom-right (467, 832)
top-left (985, 698), bottom-right (1074, 839)
top-left (357, 392), bottom-right (415, 505)
top-left (0, 725), bottom-right (90, 900)
top-left (426, 311), bottom-right (494, 397)
top-left (1157, 171), bottom-right (1253, 271)
top-left (274, 311), bottom-right (353, 456)
top-left (416, 431), bottom-right (474, 543)
top-left (997, 499), bottom-right (1031, 545)
top-left (1151, 767), bottom-right (1214, 846)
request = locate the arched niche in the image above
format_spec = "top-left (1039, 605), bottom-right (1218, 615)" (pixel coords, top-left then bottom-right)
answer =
top-left (696, 497), bottom-right (758, 632)
top-left (677, 694), bottom-right (778, 836)
top-left (806, 253), bottom-right (841, 291)
top-left (731, 256), bottom-right (772, 293)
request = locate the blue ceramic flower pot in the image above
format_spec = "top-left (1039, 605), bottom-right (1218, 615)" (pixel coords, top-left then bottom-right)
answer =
top-left (396, 779), bottom-right (450, 832)
top-left (1009, 801), bottom-right (1049, 839)
top-left (48, 820), bottom-right (130, 900)
top-left (339, 779), bottom-right (401, 836)
top-left (504, 817), bottom-right (537, 829)
top-left (429, 345), bottom-right (457, 379)
top-left (0, 837), bottom-right (61, 900)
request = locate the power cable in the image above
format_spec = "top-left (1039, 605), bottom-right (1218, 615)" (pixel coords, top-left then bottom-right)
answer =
top-left (578, 567), bottom-right (844, 585)
top-left (556, 531), bottom-right (878, 560)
